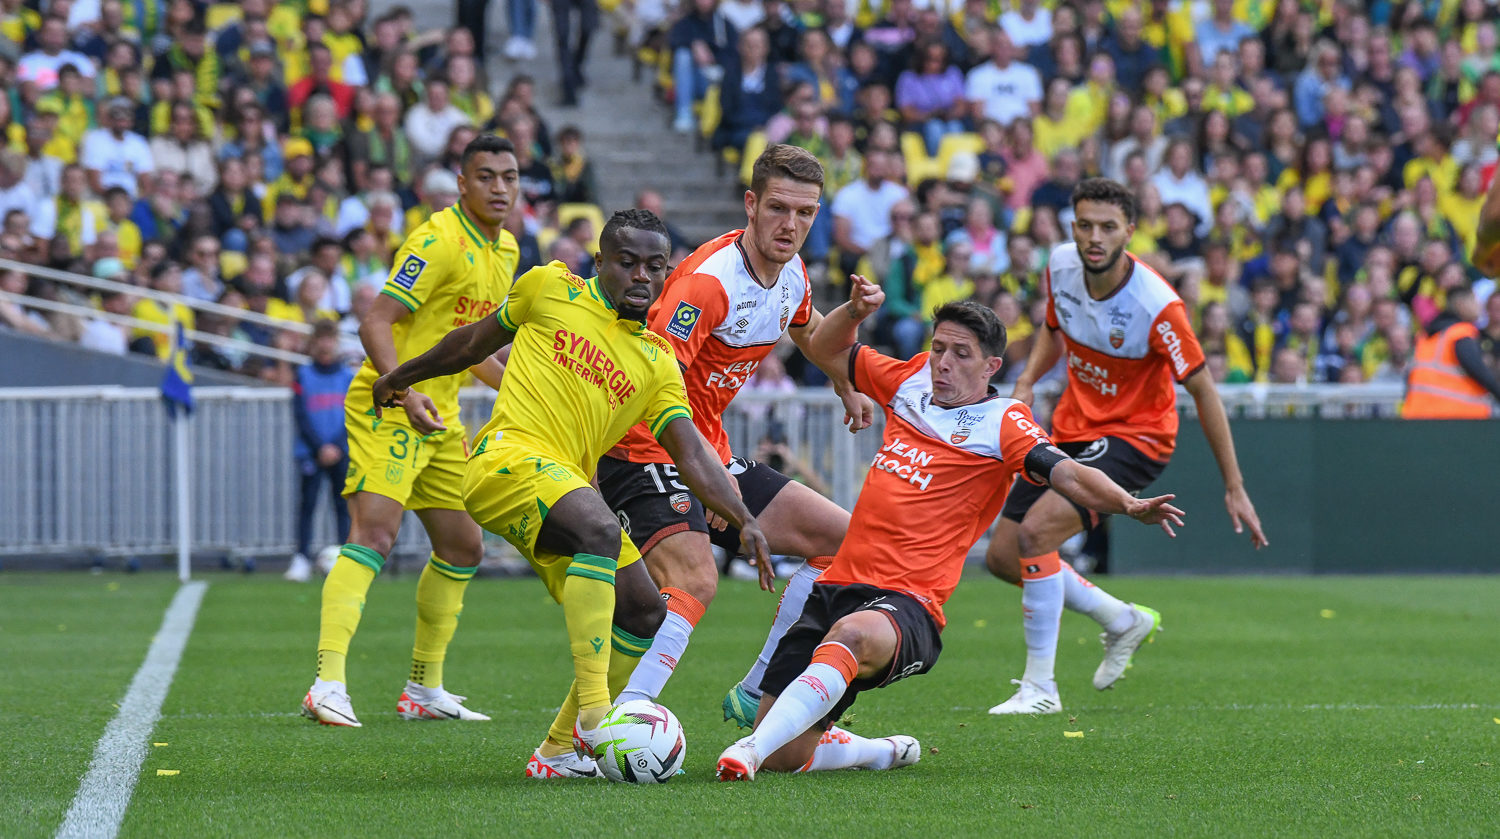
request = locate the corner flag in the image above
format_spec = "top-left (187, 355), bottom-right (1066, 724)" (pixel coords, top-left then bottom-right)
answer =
top-left (161, 321), bottom-right (194, 417)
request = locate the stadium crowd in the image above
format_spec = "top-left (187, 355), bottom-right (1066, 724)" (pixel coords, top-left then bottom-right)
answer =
top-left (0, 0), bottom-right (606, 384)
top-left (652, 0), bottom-right (1500, 385)
top-left (0, 0), bottom-right (1499, 391)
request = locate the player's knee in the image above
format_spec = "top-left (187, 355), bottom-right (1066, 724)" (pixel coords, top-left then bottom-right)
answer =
top-left (570, 515), bottom-right (623, 559)
top-left (824, 616), bottom-right (880, 668)
top-left (985, 537), bottom-right (1020, 582)
top-left (347, 526), bottom-right (396, 560)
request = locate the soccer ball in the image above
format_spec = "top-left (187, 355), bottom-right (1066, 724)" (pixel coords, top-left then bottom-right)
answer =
top-left (592, 699), bottom-right (686, 784)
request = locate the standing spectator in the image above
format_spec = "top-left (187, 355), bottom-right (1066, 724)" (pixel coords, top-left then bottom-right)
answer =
top-left (895, 40), bottom-right (967, 155)
top-left (965, 28), bottom-right (1043, 128)
top-left (286, 320), bottom-right (354, 582)
top-left (456, 0), bottom-right (494, 62)
top-left (669, 0), bottom-right (737, 134)
top-left (17, 16), bottom-right (96, 91)
top-left (81, 98), bottom-right (155, 199)
top-left (551, 0), bottom-right (598, 106)
top-left (831, 149), bottom-right (909, 279)
top-left (503, 0), bottom-right (539, 60)
top-left (404, 79), bottom-right (473, 164)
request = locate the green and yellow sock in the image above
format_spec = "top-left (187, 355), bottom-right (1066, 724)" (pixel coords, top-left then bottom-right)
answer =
top-left (542, 623), bottom-right (651, 755)
top-left (561, 553), bottom-right (617, 730)
top-left (316, 544), bottom-right (385, 683)
top-left (411, 554), bottom-right (477, 688)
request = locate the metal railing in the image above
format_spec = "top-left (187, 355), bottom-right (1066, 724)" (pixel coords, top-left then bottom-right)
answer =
top-left (0, 383), bottom-right (1411, 559)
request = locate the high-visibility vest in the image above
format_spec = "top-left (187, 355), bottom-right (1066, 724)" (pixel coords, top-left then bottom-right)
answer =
top-left (1402, 321), bottom-right (1493, 419)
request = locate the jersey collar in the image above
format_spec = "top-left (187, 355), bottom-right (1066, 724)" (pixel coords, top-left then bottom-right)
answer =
top-left (454, 203), bottom-right (497, 251)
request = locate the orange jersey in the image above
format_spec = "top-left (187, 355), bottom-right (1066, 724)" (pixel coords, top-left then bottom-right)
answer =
top-left (1045, 245), bottom-right (1205, 461)
top-left (613, 231), bottom-right (813, 464)
top-left (822, 345), bottom-right (1056, 629)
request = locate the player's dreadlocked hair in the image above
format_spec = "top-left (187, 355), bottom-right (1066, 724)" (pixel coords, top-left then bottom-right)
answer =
top-left (601, 208), bottom-right (670, 247)
top-left (932, 300), bottom-right (1008, 358)
top-left (1071, 177), bottom-right (1137, 223)
top-left (459, 133), bottom-right (517, 170)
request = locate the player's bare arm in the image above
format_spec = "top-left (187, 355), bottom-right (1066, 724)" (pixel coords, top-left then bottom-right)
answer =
top-left (791, 276), bottom-right (885, 430)
top-left (657, 416), bottom-right (776, 592)
top-left (1045, 457), bottom-right (1186, 537)
top-left (467, 353), bottom-right (507, 390)
top-left (1010, 322), bottom-right (1063, 407)
top-left (1182, 368), bottom-right (1268, 548)
top-left (359, 292), bottom-right (448, 433)
top-left (372, 315), bottom-right (516, 414)
top-left (1472, 161), bottom-right (1500, 275)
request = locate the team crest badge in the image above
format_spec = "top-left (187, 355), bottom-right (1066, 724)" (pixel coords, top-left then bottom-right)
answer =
top-left (950, 428), bottom-right (970, 444)
top-left (386, 463), bottom-right (404, 484)
top-left (779, 307), bottom-right (790, 332)
top-left (1109, 327), bottom-right (1125, 349)
top-left (670, 492), bottom-right (692, 514)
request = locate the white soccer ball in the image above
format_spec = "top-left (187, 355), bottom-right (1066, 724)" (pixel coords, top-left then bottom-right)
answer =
top-left (593, 699), bottom-right (686, 784)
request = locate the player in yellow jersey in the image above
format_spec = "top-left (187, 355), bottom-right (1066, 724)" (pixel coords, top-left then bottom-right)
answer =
top-left (372, 210), bottom-right (772, 779)
top-left (301, 134), bottom-right (521, 727)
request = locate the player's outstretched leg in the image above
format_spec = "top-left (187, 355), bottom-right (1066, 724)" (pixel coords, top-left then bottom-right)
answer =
top-left (724, 556), bottom-right (830, 728)
top-left (793, 726), bottom-right (921, 773)
top-left (398, 508), bottom-right (491, 720)
top-left (989, 550), bottom-right (1063, 715)
top-left (1057, 566), bottom-right (1162, 689)
top-left (614, 529), bottom-right (713, 707)
top-left (303, 542), bottom-right (387, 727)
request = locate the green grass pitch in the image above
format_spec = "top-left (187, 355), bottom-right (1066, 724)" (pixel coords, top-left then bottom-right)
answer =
top-left (3, 571), bottom-right (1497, 838)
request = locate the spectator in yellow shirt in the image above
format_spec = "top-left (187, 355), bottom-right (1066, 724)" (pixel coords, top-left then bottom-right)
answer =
top-left (103, 187), bottom-right (142, 269)
top-left (921, 239), bottom-right (976, 318)
top-left (131, 260), bottom-right (197, 359)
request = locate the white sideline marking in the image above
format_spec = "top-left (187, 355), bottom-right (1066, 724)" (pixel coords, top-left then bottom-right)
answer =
top-left (56, 581), bottom-right (208, 839)
top-left (961, 702), bottom-right (1496, 714)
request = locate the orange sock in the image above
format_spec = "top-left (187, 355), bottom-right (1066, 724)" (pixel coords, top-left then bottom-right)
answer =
top-left (1019, 550), bottom-right (1061, 581)
top-left (811, 641), bottom-right (858, 684)
top-left (660, 586), bottom-right (705, 627)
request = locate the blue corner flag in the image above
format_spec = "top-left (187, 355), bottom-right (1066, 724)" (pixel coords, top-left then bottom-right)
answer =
top-left (161, 321), bottom-right (195, 417)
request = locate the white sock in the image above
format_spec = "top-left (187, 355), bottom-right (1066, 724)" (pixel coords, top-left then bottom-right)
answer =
top-left (738, 559), bottom-right (823, 699)
top-left (1021, 571), bottom-right (1063, 685)
top-left (801, 726), bottom-right (895, 772)
top-left (1062, 566), bottom-right (1131, 631)
top-left (617, 611), bottom-right (693, 704)
top-left (745, 662), bottom-right (847, 759)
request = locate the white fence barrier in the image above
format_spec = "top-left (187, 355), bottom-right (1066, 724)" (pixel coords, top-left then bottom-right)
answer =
top-left (0, 383), bottom-right (1406, 560)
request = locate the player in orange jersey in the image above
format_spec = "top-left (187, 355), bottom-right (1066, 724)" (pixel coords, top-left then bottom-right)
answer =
top-left (985, 178), bottom-right (1268, 716)
top-left (601, 144), bottom-right (876, 728)
top-left (714, 298), bottom-right (1185, 781)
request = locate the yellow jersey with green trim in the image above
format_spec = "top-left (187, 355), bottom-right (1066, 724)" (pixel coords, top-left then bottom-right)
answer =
top-left (473, 261), bottom-right (691, 472)
top-left (349, 203), bottom-right (520, 423)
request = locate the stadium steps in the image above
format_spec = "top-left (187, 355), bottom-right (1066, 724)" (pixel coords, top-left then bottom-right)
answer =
top-left (478, 6), bottom-right (745, 247)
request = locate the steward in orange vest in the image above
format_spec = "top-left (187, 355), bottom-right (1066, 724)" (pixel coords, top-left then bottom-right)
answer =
top-left (1403, 288), bottom-right (1500, 419)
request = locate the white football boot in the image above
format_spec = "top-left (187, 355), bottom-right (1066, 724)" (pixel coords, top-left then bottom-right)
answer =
top-left (1094, 604), bottom-right (1162, 690)
top-left (525, 748), bottom-right (602, 779)
top-left (987, 678), bottom-right (1063, 715)
top-left (301, 681), bottom-right (361, 727)
top-left (396, 682), bottom-right (491, 720)
top-left (715, 738), bottom-right (762, 781)
top-left (885, 735), bottom-right (922, 769)
top-left (283, 553), bottom-right (313, 582)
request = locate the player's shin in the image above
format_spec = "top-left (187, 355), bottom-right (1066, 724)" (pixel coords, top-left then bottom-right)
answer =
top-left (1020, 552), bottom-right (1064, 687)
top-left (316, 544), bottom-right (385, 683)
top-left (799, 726), bottom-right (899, 772)
top-left (410, 554), bottom-right (476, 688)
top-left (561, 553), bottom-right (618, 730)
top-left (746, 642), bottom-right (856, 761)
top-left (608, 624), bottom-right (652, 695)
top-left (738, 557), bottom-right (829, 699)
top-left (542, 683), bottom-right (582, 758)
top-left (1062, 565), bottom-right (1132, 632)
top-left (617, 586), bottom-right (704, 704)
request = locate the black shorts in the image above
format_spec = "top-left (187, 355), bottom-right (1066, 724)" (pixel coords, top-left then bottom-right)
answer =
top-left (759, 583), bottom-right (942, 730)
top-left (596, 454), bottom-right (792, 555)
top-left (1000, 436), bottom-right (1168, 529)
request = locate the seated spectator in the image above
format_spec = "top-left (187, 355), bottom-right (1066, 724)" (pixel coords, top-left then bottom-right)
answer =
top-left (669, 0), bottom-right (738, 134)
top-left (0, 267), bottom-right (50, 337)
top-left (895, 40), bottom-right (967, 156)
top-left (404, 78), bottom-right (473, 164)
top-left (332, 228), bottom-right (390, 296)
top-left (1151, 138), bottom-right (1213, 238)
top-left (131, 260), bottom-right (196, 358)
top-left (964, 28), bottom-right (1042, 129)
top-left (151, 101), bottom-right (218, 193)
top-left (713, 27), bottom-right (782, 152)
top-left (945, 196), bottom-right (1007, 276)
top-left (831, 149), bottom-right (909, 279)
top-left (82, 97), bottom-right (155, 200)
top-left (1000, 117), bottom-right (1047, 211)
top-left (550, 125), bottom-right (599, 205)
top-left (786, 29), bottom-right (857, 115)
top-left (18, 16), bottom-right (96, 91)
top-left (287, 237), bottom-right (349, 315)
top-left (78, 288), bottom-right (133, 355)
top-left (507, 116), bottom-right (557, 218)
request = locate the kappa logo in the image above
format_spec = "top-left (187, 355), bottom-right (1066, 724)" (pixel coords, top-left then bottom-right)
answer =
top-left (1110, 326), bottom-right (1125, 349)
top-left (669, 492), bottom-right (692, 514)
top-left (665, 301), bottom-right (702, 341)
top-left (392, 253), bottom-right (427, 290)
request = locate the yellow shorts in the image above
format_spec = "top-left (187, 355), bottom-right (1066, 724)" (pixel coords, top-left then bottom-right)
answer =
top-left (463, 438), bottom-right (641, 602)
top-left (342, 403), bottom-right (468, 510)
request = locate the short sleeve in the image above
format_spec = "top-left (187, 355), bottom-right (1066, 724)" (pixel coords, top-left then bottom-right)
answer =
top-left (379, 224), bottom-right (455, 312)
top-left (850, 343), bottom-right (927, 407)
top-left (645, 356), bottom-right (693, 439)
top-left (1149, 300), bottom-right (1207, 382)
top-left (1043, 267), bottom-right (1059, 329)
top-left (998, 402), bottom-right (1056, 486)
top-left (790, 265), bottom-right (813, 328)
top-left (647, 270), bottom-right (730, 368)
top-left (495, 263), bottom-right (553, 331)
